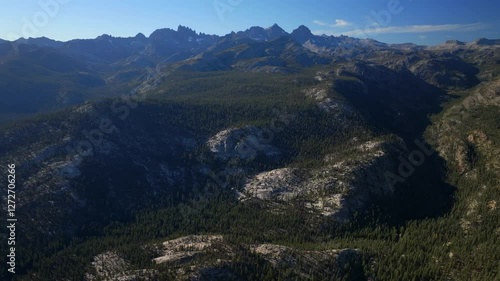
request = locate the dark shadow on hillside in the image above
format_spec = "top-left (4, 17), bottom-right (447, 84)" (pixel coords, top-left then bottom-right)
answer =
top-left (333, 62), bottom-right (464, 224)
top-left (377, 150), bottom-right (455, 225)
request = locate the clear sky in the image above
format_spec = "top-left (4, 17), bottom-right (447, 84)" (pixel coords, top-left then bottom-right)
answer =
top-left (1, 0), bottom-right (499, 45)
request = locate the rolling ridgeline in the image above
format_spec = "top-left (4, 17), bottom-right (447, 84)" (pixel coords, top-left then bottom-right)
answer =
top-left (0, 25), bottom-right (499, 280)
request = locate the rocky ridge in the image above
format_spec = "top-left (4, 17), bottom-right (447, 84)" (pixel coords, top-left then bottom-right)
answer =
top-left (85, 235), bottom-right (363, 281)
top-left (239, 139), bottom-right (406, 221)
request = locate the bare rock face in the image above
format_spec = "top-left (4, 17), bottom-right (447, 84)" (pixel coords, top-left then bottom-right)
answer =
top-left (153, 235), bottom-right (225, 264)
top-left (207, 126), bottom-right (280, 160)
top-left (454, 140), bottom-right (472, 175)
top-left (250, 244), bottom-right (361, 277)
top-left (86, 251), bottom-right (158, 281)
top-left (239, 139), bottom-right (405, 222)
top-left (151, 235), bottom-right (239, 281)
top-left (303, 86), bottom-right (359, 114)
top-left (145, 235), bottom-right (363, 281)
top-left (239, 168), bottom-right (306, 201)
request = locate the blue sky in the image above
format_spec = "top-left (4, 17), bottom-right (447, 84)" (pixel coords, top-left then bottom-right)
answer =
top-left (1, 0), bottom-right (499, 45)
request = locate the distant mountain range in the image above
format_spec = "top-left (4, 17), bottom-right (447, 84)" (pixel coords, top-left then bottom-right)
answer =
top-left (4, 23), bottom-right (498, 69)
top-left (1, 23), bottom-right (499, 281)
top-left (0, 23), bottom-right (497, 122)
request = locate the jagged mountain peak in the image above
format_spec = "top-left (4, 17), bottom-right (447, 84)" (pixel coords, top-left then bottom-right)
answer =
top-left (149, 27), bottom-right (176, 39)
top-left (291, 25), bottom-right (314, 43)
top-left (177, 25), bottom-right (198, 37)
top-left (236, 24), bottom-right (289, 41)
top-left (293, 25), bottom-right (312, 33)
top-left (267, 23), bottom-right (287, 33)
top-left (445, 39), bottom-right (466, 45)
top-left (96, 34), bottom-right (114, 40)
top-left (236, 26), bottom-right (267, 41)
top-left (248, 26), bottom-right (265, 31)
top-left (14, 36), bottom-right (64, 48)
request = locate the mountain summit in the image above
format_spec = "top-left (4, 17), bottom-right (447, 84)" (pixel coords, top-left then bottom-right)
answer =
top-left (236, 24), bottom-right (289, 41)
top-left (267, 23), bottom-right (288, 38)
top-left (291, 25), bottom-right (315, 43)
